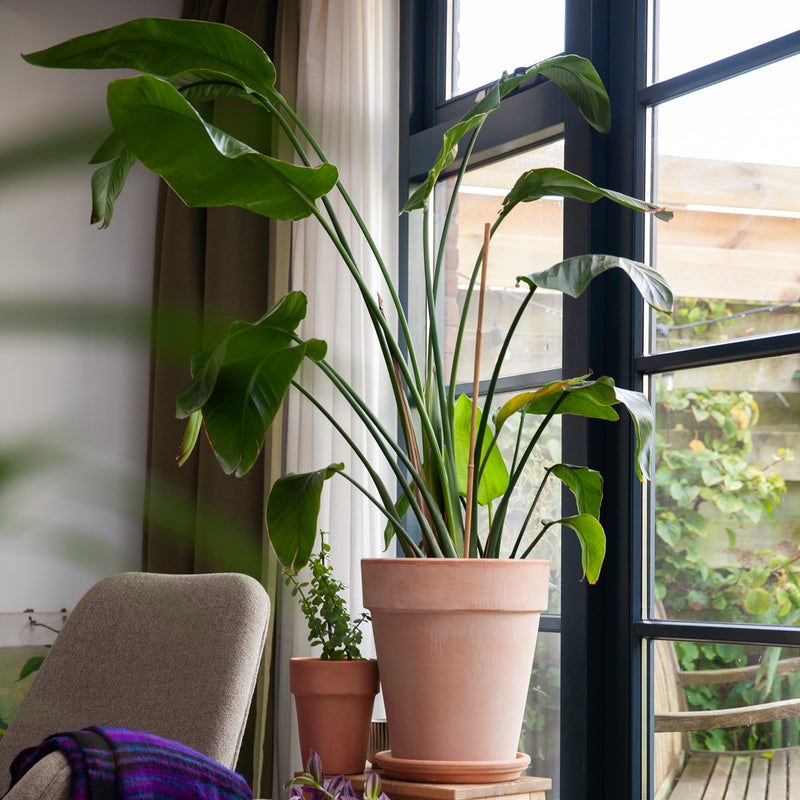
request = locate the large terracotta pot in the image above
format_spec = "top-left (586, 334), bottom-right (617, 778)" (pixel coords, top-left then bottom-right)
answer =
top-left (361, 558), bottom-right (549, 783)
top-left (290, 657), bottom-right (379, 775)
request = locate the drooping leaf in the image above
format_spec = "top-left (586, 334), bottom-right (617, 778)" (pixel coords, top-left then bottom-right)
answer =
top-left (454, 394), bottom-right (509, 505)
top-left (177, 291), bottom-right (311, 416)
top-left (176, 292), bottom-right (327, 476)
top-left (556, 513), bottom-right (606, 584)
top-left (22, 17), bottom-right (277, 98)
top-left (266, 464), bottom-right (344, 570)
top-left (521, 254), bottom-right (674, 313)
top-left (497, 378), bottom-right (620, 432)
top-left (90, 146), bottom-right (136, 227)
top-left (495, 375), bottom-right (590, 431)
top-left (403, 83), bottom-right (501, 213)
top-left (106, 75), bottom-right (338, 220)
top-left (502, 167), bottom-right (672, 221)
top-left (403, 54), bottom-right (610, 213)
top-left (497, 377), bottom-right (656, 481)
top-left (498, 54), bottom-right (610, 132)
top-left (177, 409), bottom-right (202, 467)
top-left (551, 464), bottom-right (603, 519)
top-left (612, 385), bottom-right (656, 480)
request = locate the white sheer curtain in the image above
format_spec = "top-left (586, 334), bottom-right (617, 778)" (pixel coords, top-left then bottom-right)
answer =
top-left (273, 0), bottom-right (398, 789)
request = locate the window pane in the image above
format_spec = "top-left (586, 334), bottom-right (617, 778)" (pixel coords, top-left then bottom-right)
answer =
top-left (652, 638), bottom-right (800, 799)
top-left (652, 355), bottom-right (800, 625)
top-left (522, 631), bottom-right (560, 796)
top-left (442, 141), bottom-right (564, 384)
top-left (651, 0), bottom-right (800, 83)
top-left (650, 56), bottom-right (800, 352)
top-left (448, 0), bottom-right (564, 99)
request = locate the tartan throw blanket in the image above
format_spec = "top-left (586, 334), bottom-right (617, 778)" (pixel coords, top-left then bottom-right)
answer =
top-left (6, 727), bottom-right (252, 800)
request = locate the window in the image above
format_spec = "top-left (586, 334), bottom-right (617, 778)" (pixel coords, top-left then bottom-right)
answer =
top-left (401, 3), bottom-right (800, 799)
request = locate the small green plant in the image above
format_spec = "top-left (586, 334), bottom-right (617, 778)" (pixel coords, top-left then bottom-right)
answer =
top-left (283, 536), bottom-right (369, 661)
top-left (287, 749), bottom-right (389, 800)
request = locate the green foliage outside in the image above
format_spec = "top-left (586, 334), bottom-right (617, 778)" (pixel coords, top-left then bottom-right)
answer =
top-left (654, 380), bottom-right (799, 751)
top-left (282, 536), bottom-right (370, 661)
top-left (0, 649), bottom-right (49, 742)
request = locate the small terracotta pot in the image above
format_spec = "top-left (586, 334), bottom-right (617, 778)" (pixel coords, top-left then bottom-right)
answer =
top-left (361, 558), bottom-right (549, 782)
top-left (290, 657), bottom-right (379, 775)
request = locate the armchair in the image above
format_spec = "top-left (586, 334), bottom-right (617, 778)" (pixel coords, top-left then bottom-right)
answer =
top-left (0, 572), bottom-right (270, 800)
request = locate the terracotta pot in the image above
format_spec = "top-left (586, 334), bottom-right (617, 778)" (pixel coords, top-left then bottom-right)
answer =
top-left (361, 558), bottom-right (549, 782)
top-left (290, 657), bottom-right (379, 775)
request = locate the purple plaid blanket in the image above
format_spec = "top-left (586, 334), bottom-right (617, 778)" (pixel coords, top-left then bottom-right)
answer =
top-left (7, 727), bottom-right (252, 800)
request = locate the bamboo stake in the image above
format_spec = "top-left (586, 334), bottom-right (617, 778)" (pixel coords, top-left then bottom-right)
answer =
top-left (464, 223), bottom-right (491, 558)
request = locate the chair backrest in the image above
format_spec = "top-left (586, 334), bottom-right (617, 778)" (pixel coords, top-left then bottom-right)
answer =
top-left (0, 572), bottom-right (270, 794)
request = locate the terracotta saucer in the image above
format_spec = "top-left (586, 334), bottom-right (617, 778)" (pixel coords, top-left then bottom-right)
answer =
top-left (372, 751), bottom-right (531, 783)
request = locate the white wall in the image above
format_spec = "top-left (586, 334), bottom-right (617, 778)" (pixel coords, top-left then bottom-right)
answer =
top-left (0, 0), bottom-right (182, 611)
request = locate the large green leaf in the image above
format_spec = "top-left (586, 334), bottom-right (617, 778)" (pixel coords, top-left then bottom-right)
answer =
top-left (453, 394), bottom-right (509, 505)
top-left (494, 375), bottom-right (590, 431)
top-left (177, 291), bottom-right (312, 416)
top-left (201, 343), bottom-right (317, 476)
top-left (555, 514), bottom-right (606, 584)
top-left (551, 464), bottom-right (603, 519)
top-left (496, 377), bottom-right (620, 433)
top-left (521, 254), bottom-right (674, 313)
top-left (176, 292), bottom-right (327, 477)
top-left (22, 17), bottom-right (277, 98)
top-left (403, 55), bottom-right (610, 213)
top-left (266, 464), bottom-right (344, 570)
top-left (498, 55), bottom-right (610, 132)
top-left (502, 167), bottom-right (672, 221)
top-left (106, 75), bottom-right (337, 220)
top-left (497, 377), bottom-right (656, 481)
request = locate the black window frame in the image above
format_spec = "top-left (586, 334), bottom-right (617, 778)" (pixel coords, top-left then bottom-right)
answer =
top-left (400, 2), bottom-right (800, 799)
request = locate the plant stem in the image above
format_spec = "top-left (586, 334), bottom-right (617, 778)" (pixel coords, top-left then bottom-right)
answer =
top-left (465, 223), bottom-right (491, 557)
top-left (510, 466), bottom-right (555, 558)
top-left (422, 205), bottom-right (462, 550)
top-left (291, 378), bottom-right (445, 556)
top-left (265, 90), bottom-right (425, 394)
top-left (485, 394), bottom-right (567, 557)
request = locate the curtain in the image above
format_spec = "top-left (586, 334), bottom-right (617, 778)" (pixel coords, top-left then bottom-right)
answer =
top-left (143, 0), bottom-right (293, 792)
top-left (273, 0), bottom-right (399, 787)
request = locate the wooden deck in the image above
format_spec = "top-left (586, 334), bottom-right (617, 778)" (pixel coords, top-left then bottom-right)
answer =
top-left (663, 748), bottom-right (800, 800)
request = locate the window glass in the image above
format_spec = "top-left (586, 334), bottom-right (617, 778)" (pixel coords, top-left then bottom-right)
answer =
top-left (651, 0), bottom-right (800, 83)
top-left (448, 0), bottom-right (565, 98)
top-left (651, 638), bottom-right (800, 799)
top-left (442, 141), bottom-right (564, 384)
top-left (522, 631), bottom-right (560, 795)
top-left (652, 355), bottom-right (800, 626)
top-left (650, 56), bottom-right (800, 352)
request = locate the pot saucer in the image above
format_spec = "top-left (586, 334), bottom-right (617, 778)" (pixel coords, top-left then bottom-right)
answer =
top-left (372, 750), bottom-right (530, 783)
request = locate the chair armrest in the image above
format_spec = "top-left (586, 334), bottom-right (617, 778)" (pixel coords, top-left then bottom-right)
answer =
top-left (655, 697), bottom-right (800, 733)
top-left (677, 656), bottom-right (800, 687)
top-left (2, 751), bottom-right (71, 800)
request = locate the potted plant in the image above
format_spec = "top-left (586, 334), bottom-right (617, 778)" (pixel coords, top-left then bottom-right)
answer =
top-left (23, 17), bottom-right (673, 782)
top-left (284, 536), bottom-right (378, 776)
top-left (287, 749), bottom-right (389, 800)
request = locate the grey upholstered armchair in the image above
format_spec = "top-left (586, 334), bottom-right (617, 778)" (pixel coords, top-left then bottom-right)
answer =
top-left (0, 572), bottom-right (270, 800)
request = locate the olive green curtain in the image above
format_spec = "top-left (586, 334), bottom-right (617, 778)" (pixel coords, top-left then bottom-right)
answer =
top-left (142, 0), bottom-right (297, 792)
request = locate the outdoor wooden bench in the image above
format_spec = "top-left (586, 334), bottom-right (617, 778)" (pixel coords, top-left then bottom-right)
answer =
top-left (653, 637), bottom-right (800, 800)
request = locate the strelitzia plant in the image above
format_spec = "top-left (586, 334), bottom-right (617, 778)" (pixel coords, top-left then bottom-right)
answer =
top-left (23, 18), bottom-right (673, 583)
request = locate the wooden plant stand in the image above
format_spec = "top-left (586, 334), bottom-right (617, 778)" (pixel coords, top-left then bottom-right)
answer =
top-left (349, 774), bottom-right (551, 800)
